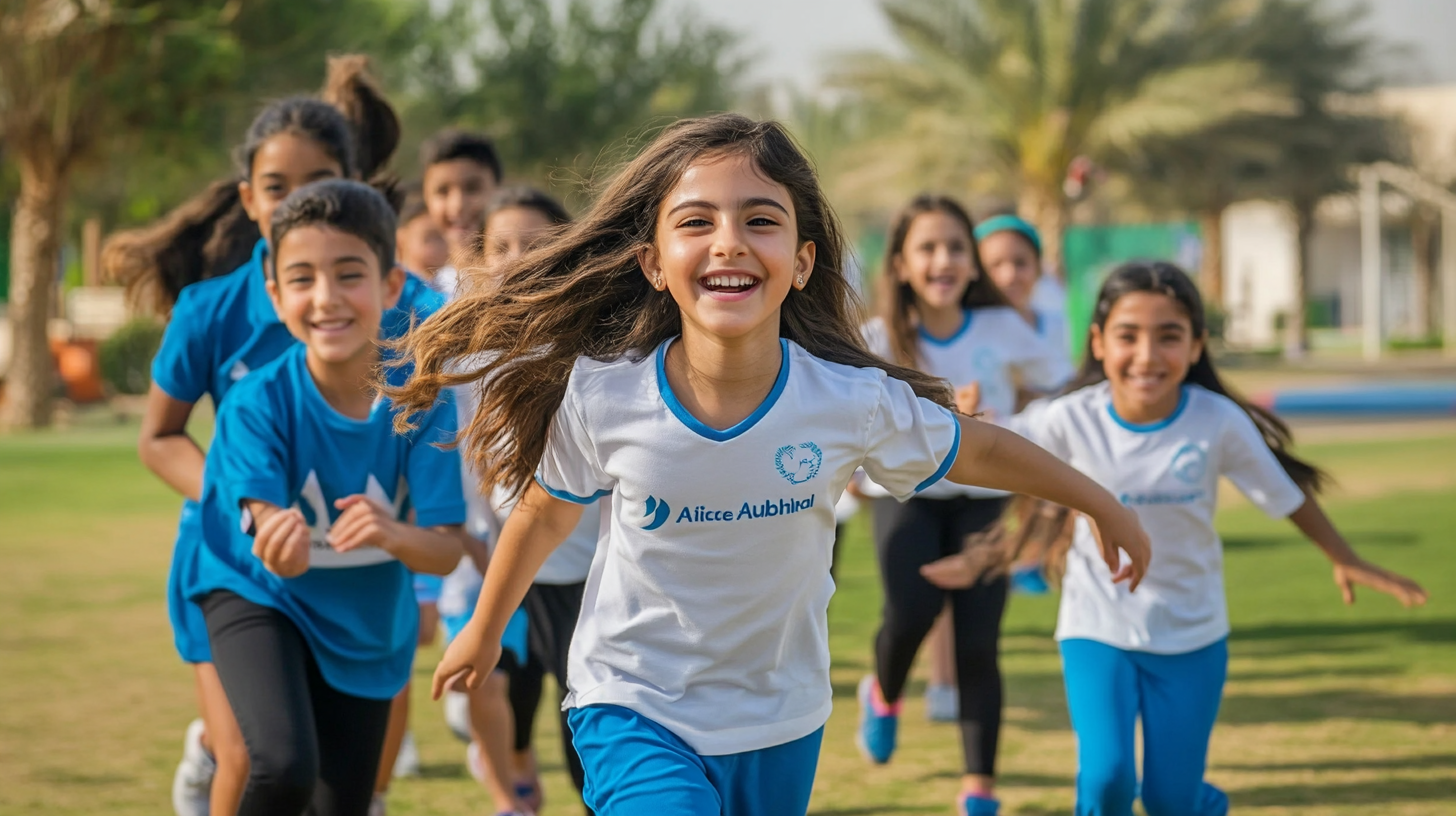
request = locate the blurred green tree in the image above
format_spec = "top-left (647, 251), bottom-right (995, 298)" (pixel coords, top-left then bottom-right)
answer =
top-left (1127, 0), bottom-right (1403, 347)
top-left (408, 0), bottom-right (744, 198)
top-left (0, 0), bottom-right (429, 428)
top-left (830, 0), bottom-right (1291, 273)
top-left (0, 0), bottom-right (239, 428)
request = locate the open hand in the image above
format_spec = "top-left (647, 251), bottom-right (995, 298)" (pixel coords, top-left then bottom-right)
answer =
top-left (253, 507), bottom-right (310, 577)
top-left (1087, 503), bottom-right (1150, 591)
top-left (328, 495), bottom-right (400, 554)
top-left (1333, 560), bottom-right (1428, 607)
top-left (430, 619), bottom-right (502, 700)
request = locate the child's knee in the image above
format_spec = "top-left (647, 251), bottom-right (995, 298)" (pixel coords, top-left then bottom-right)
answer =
top-left (247, 740), bottom-right (316, 811)
top-left (1075, 755), bottom-right (1136, 816)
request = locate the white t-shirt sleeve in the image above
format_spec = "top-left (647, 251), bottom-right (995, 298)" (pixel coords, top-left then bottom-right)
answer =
top-left (859, 375), bottom-right (961, 501)
top-left (1219, 404), bottom-right (1307, 519)
top-left (535, 368), bottom-right (613, 504)
top-left (1007, 314), bottom-right (1074, 392)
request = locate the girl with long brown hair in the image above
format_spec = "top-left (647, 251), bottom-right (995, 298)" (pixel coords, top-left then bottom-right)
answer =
top-left (857, 194), bottom-right (1072, 816)
top-left (393, 113), bottom-right (1151, 815)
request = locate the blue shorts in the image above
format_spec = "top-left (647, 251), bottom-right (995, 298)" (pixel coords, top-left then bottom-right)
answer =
top-left (568, 704), bottom-right (822, 816)
top-left (167, 502), bottom-right (211, 664)
top-left (412, 573), bottom-right (444, 605)
top-left (443, 600), bottom-right (528, 669)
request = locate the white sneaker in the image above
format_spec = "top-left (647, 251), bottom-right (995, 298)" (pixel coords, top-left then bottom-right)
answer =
top-left (465, 740), bottom-right (487, 784)
top-left (444, 690), bottom-right (473, 743)
top-left (926, 683), bottom-right (959, 722)
top-left (391, 730), bottom-right (421, 779)
top-left (368, 792), bottom-right (387, 816)
top-left (171, 719), bottom-right (216, 816)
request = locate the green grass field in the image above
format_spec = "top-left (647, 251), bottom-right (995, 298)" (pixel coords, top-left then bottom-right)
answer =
top-left (1, 421), bottom-right (1453, 815)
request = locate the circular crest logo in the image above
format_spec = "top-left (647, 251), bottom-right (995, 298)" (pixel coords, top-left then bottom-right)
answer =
top-left (776, 442), bottom-right (823, 485)
top-left (1170, 443), bottom-right (1208, 484)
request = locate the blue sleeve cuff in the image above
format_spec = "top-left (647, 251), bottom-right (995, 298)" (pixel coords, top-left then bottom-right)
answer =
top-left (233, 479), bottom-right (291, 512)
top-left (415, 503), bottom-right (467, 528)
top-left (151, 368), bottom-right (206, 404)
top-left (914, 408), bottom-right (962, 494)
top-left (534, 475), bottom-right (611, 505)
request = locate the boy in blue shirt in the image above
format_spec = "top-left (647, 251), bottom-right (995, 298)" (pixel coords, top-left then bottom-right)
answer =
top-left (194, 179), bottom-right (469, 816)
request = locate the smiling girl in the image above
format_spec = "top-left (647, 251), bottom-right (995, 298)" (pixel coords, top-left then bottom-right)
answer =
top-left (392, 114), bottom-right (1151, 816)
top-left (930, 261), bottom-right (1426, 816)
top-left (857, 195), bottom-right (1073, 815)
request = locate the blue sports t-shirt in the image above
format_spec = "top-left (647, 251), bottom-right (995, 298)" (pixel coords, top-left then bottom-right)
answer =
top-left (149, 239), bottom-right (444, 661)
top-left (194, 344), bottom-right (466, 699)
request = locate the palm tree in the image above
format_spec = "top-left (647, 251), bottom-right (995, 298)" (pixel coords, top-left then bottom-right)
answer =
top-left (1129, 0), bottom-right (1402, 336)
top-left (831, 0), bottom-right (1290, 273)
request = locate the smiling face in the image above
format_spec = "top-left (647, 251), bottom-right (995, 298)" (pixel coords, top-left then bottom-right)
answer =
top-left (639, 152), bottom-right (815, 343)
top-left (267, 226), bottom-right (405, 366)
top-left (424, 159), bottom-right (498, 255)
top-left (894, 211), bottom-right (977, 313)
top-left (239, 133), bottom-right (345, 243)
top-left (1091, 291), bottom-right (1204, 419)
top-left (979, 230), bottom-right (1040, 312)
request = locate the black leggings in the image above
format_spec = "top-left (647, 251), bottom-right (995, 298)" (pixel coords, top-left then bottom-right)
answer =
top-left (523, 581), bottom-right (591, 804)
top-left (201, 591), bottom-right (392, 816)
top-left (872, 496), bottom-right (1009, 777)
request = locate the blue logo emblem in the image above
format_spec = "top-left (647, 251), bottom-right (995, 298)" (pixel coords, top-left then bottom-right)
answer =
top-left (1170, 444), bottom-right (1207, 484)
top-left (775, 442), bottom-right (823, 485)
top-left (642, 495), bottom-right (671, 530)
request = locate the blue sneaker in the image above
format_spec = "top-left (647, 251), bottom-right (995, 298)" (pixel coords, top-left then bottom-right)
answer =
top-left (856, 675), bottom-right (900, 764)
top-left (959, 792), bottom-right (1000, 816)
top-left (1011, 564), bottom-right (1050, 595)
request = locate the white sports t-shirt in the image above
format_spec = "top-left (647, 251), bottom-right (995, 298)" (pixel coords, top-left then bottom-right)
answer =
top-left (864, 307), bottom-right (1072, 498)
top-left (537, 337), bottom-right (960, 755)
top-left (1020, 382), bottom-right (1306, 654)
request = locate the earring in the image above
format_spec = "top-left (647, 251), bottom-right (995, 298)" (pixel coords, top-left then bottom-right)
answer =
top-left (796, 274), bottom-right (804, 287)
top-left (654, 274), bottom-right (662, 289)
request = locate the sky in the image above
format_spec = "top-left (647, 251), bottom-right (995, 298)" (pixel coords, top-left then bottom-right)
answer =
top-left (680, 0), bottom-right (1456, 89)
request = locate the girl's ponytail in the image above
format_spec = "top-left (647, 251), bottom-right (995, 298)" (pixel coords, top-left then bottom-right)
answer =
top-left (103, 180), bottom-right (259, 313)
top-left (320, 54), bottom-right (400, 182)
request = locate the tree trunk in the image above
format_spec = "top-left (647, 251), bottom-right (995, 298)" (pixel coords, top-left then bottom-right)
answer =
top-left (1286, 199), bottom-right (1315, 359)
top-left (3, 148), bottom-right (68, 429)
top-left (1198, 205), bottom-right (1225, 308)
top-left (1019, 184), bottom-right (1067, 280)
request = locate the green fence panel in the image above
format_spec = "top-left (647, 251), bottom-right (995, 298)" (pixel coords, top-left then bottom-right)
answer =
top-left (1062, 222), bottom-right (1202, 359)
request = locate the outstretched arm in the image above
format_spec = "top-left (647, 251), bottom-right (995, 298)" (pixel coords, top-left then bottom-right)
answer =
top-left (1288, 496), bottom-right (1427, 607)
top-left (945, 416), bottom-right (1150, 590)
top-left (431, 482), bottom-right (585, 698)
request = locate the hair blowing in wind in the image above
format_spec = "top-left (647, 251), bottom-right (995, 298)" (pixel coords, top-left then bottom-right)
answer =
top-left (388, 113), bottom-right (953, 498)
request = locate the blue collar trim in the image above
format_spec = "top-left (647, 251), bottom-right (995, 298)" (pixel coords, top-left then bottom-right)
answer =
top-left (1107, 386), bottom-right (1190, 433)
top-left (656, 337), bottom-right (790, 442)
top-left (917, 310), bottom-right (972, 346)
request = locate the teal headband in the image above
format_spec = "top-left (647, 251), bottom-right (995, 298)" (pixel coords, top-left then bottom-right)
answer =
top-left (973, 214), bottom-right (1042, 256)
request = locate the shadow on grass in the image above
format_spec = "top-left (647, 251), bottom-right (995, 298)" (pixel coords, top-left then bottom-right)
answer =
top-left (1226, 664), bottom-right (1400, 683)
top-left (1220, 686), bottom-right (1456, 725)
top-left (416, 761), bottom-right (467, 780)
top-left (811, 806), bottom-right (943, 815)
top-left (916, 769), bottom-right (1072, 788)
top-left (1233, 777), bottom-right (1456, 806)
top-left (1223, 530), bottom-right (1420, 551)
top-left (1217, 753), bottom-right (1456, 773)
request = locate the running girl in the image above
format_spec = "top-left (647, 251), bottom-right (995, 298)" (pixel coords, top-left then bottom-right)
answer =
top-left (928, 261), bottom-right (1427, 816)
top-left (105, 57), bottom-right (420, 816)
top-left (391, 113), bottom-right (1151, 816)
top-left (858, 194), bottom-right (1072, 815)
top-left (973, 213), bottom-right (1075, 597)
top-left (194, 180), bottom-right (468, 816)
